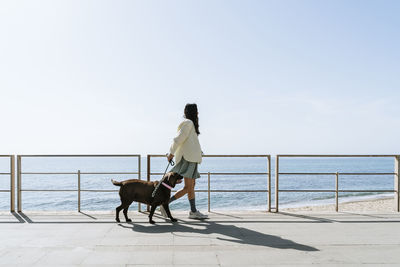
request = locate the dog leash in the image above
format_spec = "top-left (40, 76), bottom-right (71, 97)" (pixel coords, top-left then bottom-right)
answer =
top-left (151, 157), bottom-right (175, 198)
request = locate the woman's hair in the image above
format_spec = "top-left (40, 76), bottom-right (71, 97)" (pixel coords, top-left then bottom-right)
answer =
top-left (184, 103), bottom-right (200, 135)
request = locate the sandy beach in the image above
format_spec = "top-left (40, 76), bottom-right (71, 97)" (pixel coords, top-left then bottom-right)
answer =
top-left (281, 196), bottom-right (398, 212)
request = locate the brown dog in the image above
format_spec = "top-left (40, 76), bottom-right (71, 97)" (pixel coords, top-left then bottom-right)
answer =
top-left (111, 172), bottom-right (182, 224)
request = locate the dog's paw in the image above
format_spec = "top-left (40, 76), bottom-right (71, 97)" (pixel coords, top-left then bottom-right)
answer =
top-left (170, 218), bottom-right (177, 222)
top-left (126, 219), bottom-right (132, 223)
top-left (116, 218), bottom-right (120, 223)
top-left (149, 220), bottom-right (156, 224)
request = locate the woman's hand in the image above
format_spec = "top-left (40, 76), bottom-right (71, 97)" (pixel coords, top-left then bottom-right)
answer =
top-left (167, 153), bottom-right (174, 163)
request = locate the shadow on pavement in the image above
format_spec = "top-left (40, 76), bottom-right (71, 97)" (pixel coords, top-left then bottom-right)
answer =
top-left (0, 212), bottom-right (26, 223)
top-left (119, 220), bottom-right (319, 251)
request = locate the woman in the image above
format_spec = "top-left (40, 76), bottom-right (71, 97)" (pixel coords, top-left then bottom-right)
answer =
top-left (161, 103), bottom-right (207, 219)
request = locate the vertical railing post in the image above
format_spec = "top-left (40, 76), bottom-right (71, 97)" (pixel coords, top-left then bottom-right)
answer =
top-left (267, 155), bottom-right (271, 212)
top-left (78, 170), bottom-right (81, 212)
top-left (138, 155), bottom-right (142, 212)
top-left (275, 155), bottom-right (279, 212)
top-left (335, 172), bottom-right (339, 212)
top-left (208, 172), bottom-right (211, 212)
top-left (395, 156), bottom-right (399, 212)
top-left (146, 155), bottom-right (151, 212)
top-left (17, 155), bottom-right (22, 212)
top-left (10, 156), bottom-right (15, 212)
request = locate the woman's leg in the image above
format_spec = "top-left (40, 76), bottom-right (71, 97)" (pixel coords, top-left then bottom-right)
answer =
top-left (187, 178), bottom-right (196, 200)
top-left (171, 177), bottom-right (194, 200)
top-left (187, 179), bottom-right (197, 212)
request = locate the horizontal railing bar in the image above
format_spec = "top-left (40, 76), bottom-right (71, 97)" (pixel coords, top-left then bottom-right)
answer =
top-left (280, 190), bottom-right (336, 192)
top-left (21, 172), bottom-right (139, 175)
top-left (280, 172), bottom-right (337, 175)
top-left (19, 188), bottom-right (272, 193)
top-left (21, 172), bottom-right (78, 175)
top-left (150, 172), bottom-right (268, 175)
top-left (339, 190), bottom-right (395, 193)
top-left (339, 173), bottom-right (396, 175)
top-left (0, 173), bottom-right (11, 175)
top-left (205, 155), bottom-right (270, 157)
top-left (0, 190), bottom-right (11, 192)
top-left (57, 189), bottom-right (270, 193)
top-left (82, 189), bottom-right (270, 193)
top-left (18, 154), bottom-right (140, 157)
top-left (81, 190), bottom-right (119, 192)
top-left (21, 189), bottom-right (126, 192)
top-left (21, 189), bottom-right (77, 192)
top-left (172, 190), bottom-right (269, 193)
top-left (81, 172), bottom-right (139, 175)
top-left (69, 189), bottom-right (273, 193)
top-left (279, 172), bottom-right (396, 175)
top-left (278, 154), bottom-right (397, 157)
top-left (22, 189), bottom-right (125, 192)
top-left (0, 155), bottom-right (13, 157)
top-left (201, 172), bottom-right (269, 175)
top-left (206, 190), bottom-right (269, 192)
top-left (148, 154), bottom-right (270, 157)
top-left (279, 189), bottom-right (395, 193)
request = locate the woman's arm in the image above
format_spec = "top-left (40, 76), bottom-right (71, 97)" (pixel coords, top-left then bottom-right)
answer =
top-left (169, 121), bottom-right (192, 156)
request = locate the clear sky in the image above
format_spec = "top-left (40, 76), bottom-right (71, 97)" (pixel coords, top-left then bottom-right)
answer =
top-left (0, 0), bottom-right (399, 155)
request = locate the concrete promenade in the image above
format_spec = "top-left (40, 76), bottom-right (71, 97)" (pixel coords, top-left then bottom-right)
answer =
top-left (0, 211), bottom-right (400, 266)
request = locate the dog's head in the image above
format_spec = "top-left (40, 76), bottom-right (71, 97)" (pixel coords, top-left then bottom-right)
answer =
top-left (165, 172), bottom-right (183, 187)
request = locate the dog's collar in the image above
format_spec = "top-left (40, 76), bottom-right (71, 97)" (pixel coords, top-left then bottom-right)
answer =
top-left (162, 182), bottom-right (172, 190)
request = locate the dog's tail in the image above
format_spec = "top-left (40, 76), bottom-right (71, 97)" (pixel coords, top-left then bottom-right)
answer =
top-left (111, 179), bottom-right (122, 186)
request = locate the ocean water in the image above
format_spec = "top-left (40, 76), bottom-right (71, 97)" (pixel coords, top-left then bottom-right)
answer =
top-left (0, 156), bottom-right (397, 211)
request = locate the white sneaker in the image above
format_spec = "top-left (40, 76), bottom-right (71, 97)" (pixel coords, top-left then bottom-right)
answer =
top-left (160, 206), bottom-right (168, 218)
top-left (189, 210), bottom-right (208, 219)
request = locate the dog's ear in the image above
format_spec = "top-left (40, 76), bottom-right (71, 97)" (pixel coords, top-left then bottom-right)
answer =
top-left (167, 172), bottom-right (181, 187)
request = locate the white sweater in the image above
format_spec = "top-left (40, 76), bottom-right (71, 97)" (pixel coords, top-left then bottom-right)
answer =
top-left (169, 119), bottom-right (202, 164)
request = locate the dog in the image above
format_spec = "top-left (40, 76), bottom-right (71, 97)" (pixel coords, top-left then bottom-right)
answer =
top-left (111, 172), bottom-right (183, 224)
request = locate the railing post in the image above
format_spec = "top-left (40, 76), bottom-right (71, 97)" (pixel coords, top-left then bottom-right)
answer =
top-left (395, 156), bottom-right (399, 212)
top-left (78, 170), bottom-right (81, 212)
top-left (335, 172), bottom-right (339, 212)
top-left (17, 155), bottom-right (22, 212)
top-left (10, 155), bottom-right (15, 212)
top-left (208, 172), bottom-right (211, 212)
top-left (138, 155), bottom-right (142, 212)
top-left (275, 155), bottom-right (279, 212)
top-left (267, 155), bottom-right (271, 212)
top-left (146, 155), bottom-right (151, 212)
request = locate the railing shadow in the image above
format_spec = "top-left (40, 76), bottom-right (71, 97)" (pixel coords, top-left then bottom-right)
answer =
top-left (278, 212), bottom-right (336, 223)
top-left (79, 211), bottom-right (98, 220)
top-left (119, 220), bottom-right (319, 251)
top-left (0, 212), bottom-right (26, 223)
top-left (278, 211), bottom-right (400, 223)
top-left (18, 212), bottom-right (33, 223)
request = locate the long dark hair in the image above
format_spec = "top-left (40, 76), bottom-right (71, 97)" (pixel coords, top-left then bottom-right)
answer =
top-left (184, 103), bottom-right (200, 135)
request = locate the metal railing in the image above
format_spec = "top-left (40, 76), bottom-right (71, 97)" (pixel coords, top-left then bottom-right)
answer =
top-left (0, 155), bottom-right (15, 212)
top-left (275, 155), bottom-right (400, 212)
top-left (7, 153), bottom-right (399, 212)
top-left (17, 155), bottom-right (141, 212)
top-left (147, 154), bottom-right (271, 211)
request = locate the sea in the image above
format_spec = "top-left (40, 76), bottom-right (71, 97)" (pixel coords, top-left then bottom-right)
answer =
top-left (0, 156), bottom-right (397, 211)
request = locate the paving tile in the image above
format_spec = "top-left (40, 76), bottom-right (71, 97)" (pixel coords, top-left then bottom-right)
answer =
top-left (80, 251), bottom-right (132, 265)
top-left (173, 251), bottom-right (219, 265)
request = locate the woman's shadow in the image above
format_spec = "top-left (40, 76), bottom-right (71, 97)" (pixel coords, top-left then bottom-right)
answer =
top-left (118, 219), bottom-right (318, 251)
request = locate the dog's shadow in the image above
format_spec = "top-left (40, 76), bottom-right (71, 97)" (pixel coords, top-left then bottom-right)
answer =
top-left (118, 220), bottom-right (318, 251)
